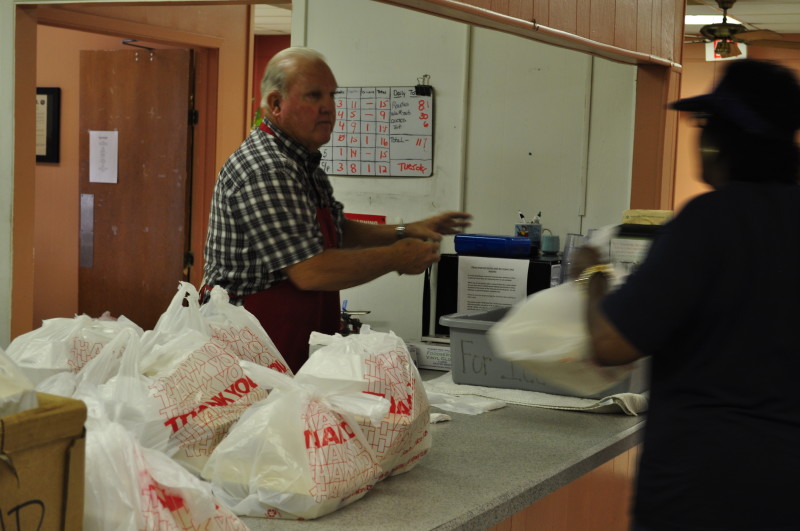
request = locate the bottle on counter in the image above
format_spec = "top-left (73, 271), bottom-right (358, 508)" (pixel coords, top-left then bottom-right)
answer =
top-left (530, 212), bottom-right (542, 250)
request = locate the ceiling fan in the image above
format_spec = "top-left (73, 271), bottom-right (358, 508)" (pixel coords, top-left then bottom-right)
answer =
top-left (685, 0), bottom-right (800, 58)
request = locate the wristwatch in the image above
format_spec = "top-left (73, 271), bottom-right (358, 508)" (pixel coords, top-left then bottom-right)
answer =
top-left (395, 225), bottom-right (407, 239)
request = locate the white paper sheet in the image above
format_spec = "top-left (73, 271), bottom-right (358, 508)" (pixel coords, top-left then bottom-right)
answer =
top-left (89, 130), bottom-right (119, 184)
top-left (457, 256), bottom-right (529, 313)
top-left (35, 95), bottom-right (48, 157)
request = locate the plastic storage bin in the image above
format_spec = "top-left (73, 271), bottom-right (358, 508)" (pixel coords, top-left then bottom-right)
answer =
top-left (440, 307), bottom-right (649, 399)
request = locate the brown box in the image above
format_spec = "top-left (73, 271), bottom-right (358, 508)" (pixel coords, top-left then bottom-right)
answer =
top-left (1, 393), bottom-right (86, 530)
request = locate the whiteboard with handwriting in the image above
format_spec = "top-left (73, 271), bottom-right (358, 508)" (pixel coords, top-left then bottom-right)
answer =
top-left (320, 86), bottom-right (433, 177)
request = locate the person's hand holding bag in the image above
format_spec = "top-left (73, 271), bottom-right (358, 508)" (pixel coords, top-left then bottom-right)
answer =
top-left (568, 246), bottom-right (604, 280)
top-left (488, 227), bottom-right (638, 396)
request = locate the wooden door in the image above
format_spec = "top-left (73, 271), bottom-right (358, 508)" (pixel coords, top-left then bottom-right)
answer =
top-left (79, 49), bottom-right (192, 330)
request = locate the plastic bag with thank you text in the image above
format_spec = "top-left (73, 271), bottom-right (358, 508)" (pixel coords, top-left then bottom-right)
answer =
top-left (200, 285), bottom-right (292, 375)
top-left (303, 328), bottom-right (432, 478)
top-left (202, 364), bottom-right (390, 520)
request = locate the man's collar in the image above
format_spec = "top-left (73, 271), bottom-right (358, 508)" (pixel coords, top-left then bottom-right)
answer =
top-left (262, 119), bottom-right (318, 156)
top-left (263, 118), bottom-right (322, 169)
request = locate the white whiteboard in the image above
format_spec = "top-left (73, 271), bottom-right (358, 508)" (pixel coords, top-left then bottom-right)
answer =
top-left (320, 86), bottom-right (433, 177)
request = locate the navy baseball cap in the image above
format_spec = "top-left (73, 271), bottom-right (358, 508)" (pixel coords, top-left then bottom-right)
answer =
top-left (670, 59), bottom-right (800, 138)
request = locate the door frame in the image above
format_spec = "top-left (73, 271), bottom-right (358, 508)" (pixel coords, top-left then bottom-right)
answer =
top-left (12, 4), bottom-right (229, 338)
top-left (36, 6), bottom-right (223, 292)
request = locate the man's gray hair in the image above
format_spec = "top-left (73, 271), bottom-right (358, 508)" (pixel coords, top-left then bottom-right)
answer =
top-left (260, 47), bottom-right (328, 108)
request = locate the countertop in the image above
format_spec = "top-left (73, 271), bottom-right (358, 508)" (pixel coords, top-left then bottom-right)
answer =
top-left (241, 370), bottom-right (646, 530)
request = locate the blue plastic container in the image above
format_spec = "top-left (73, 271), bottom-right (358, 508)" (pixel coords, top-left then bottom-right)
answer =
top-left (454, 234), bottom-right (532, 258)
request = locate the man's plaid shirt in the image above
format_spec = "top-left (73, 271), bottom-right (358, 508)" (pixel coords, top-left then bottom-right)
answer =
top-left (202, 121), bottom-right (344, 299)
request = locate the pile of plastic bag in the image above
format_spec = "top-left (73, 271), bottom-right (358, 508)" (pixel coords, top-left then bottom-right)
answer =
top-left (202, 329), bottom-right (431, 519)
top-left (4, 281), bottom-right (431, 527)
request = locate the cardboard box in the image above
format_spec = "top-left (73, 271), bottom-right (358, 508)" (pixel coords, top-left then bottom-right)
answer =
top-left (440, 308), bottom-right (649, 399)
top-left (1, 393), bottom-right (86, 530)
top-left (406, 340), bottom-right (452, 371)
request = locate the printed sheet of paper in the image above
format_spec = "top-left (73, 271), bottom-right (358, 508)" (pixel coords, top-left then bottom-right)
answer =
top-left (457, 256), bottom-right (529, 313)
top-left (35, 95), bottom-right (48, 157)
top-left (89, 130), bottom-right (119, 183)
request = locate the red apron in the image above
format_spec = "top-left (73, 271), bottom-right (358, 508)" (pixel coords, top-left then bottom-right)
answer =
top-left (242, 122), bottom-right (340, 373)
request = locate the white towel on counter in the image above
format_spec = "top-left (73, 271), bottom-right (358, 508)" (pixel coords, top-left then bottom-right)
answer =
top-left (424, 372), bottom-right (648, 416)
top-left (425, 391), bottom-right (507, 416)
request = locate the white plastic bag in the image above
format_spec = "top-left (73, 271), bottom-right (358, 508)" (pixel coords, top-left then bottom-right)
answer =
top-left (82, 410), bottom-right (247, 531)
top-left (79, 329), bottom-right (172, 454)
top-left (64, 327), bottom-right (269, 473)
top-left (487, 279), bottom-right (635, 396)
top-left (6, 314), bottom-right (143, 385)
top-left (143, 329), bottom-right (271, 474)
top-left (202, 367), bottom-right (389, 520)
top-left (487, 225), bottom-right (638, 396)
top-left (303, 329), bottom-right (432, 477)
top-left (140, 282), bottom-right (207, 355)
top-left (200, 285), bottom-right (292, 375)
top-left (35, 325), bottom-right (142, 399)
top-left (0, 346), bottom-right (37, 416)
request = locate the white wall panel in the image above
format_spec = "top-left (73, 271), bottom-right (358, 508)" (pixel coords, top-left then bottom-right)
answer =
top-left (584, 57), bottom-right (637, 233)
top-left (464, 27), bottom-right (592, 239)
top-left (294, 0), bottom-right (636, 341)
top-left (305, 0), bottom-right (469, 339)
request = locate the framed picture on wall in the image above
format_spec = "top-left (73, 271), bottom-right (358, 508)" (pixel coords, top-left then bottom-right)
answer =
top-left (36, 87), bottom-right (61, 163)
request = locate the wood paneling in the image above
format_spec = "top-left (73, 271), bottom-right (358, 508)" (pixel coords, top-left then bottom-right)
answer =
top-left (659, 0), bottom-right (677, 65)
top-left (615, 0), bottom-right (637, 52)
top-left (489, 445), bottom-right (640, 530)
top-left (576, 0), bottom-right (592, 39)
top-left (502, 0), bottom-right (534, 22)
top-left (636, 0), bottom-right (653, 55)
top-left (530, 0), bottom-right (545, 26)
top-left (378, 0), bottom-right (684, 65)
top-left (549, 1), bottom-right (577, 35)
top-left (631, 64), bottom-right (681, 210)
top-left (589, 0), bottom-right (615, 45)
top-left (491, 0), bottom-right (509, 13)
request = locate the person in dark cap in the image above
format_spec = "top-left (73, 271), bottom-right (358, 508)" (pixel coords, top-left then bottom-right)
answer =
top-left (570, 59), bottom-right (800, 530)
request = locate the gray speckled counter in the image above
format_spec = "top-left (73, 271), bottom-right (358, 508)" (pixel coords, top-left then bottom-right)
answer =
top-left (241, 371), bottom-right (645, 530)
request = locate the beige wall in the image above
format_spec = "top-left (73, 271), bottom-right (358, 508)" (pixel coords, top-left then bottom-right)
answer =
top-left (673, 40), bottom-right (800, 211)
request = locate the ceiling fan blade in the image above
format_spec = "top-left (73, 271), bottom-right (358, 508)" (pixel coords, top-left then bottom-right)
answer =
top-left (746, 39), bottom-right (800, 50)
top-left (736, 29), bottom-right (782, 42)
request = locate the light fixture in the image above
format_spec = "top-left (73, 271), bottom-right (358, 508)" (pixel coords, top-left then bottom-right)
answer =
top-left (685, 15), bottom-right (742, 26)
top-left (714, 39), bottom-right (742, 58)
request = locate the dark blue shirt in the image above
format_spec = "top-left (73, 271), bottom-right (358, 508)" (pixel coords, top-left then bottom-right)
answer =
top-left (604, 181), bottom-right (800, 530)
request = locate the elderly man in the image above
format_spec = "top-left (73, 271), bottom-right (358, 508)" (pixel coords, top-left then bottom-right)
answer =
top-left (203, 47), bottom-right (470, 372)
